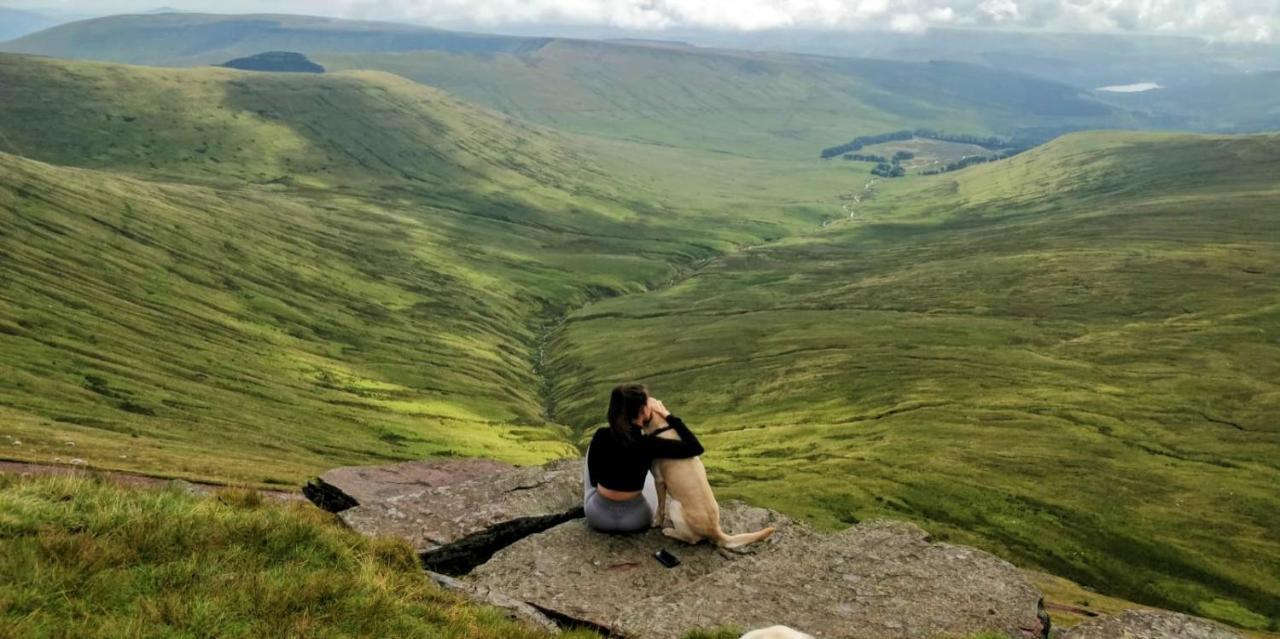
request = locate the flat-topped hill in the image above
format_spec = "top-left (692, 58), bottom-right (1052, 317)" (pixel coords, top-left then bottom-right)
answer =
top-left (0, 12), bottom-right (547, 65)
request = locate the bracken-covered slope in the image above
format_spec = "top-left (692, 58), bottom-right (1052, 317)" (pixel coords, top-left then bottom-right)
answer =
top-left (548, 131), bottom-right (1280, 631)
top-left (0, 53), bottom-right (823, 485)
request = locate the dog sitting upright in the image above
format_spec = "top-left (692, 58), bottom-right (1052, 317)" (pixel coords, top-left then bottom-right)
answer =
top-left (641, 413), bottom-right (775, 549)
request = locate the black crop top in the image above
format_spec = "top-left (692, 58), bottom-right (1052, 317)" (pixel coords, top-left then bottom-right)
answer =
top-left (587, 415), bottom-right (705, 492)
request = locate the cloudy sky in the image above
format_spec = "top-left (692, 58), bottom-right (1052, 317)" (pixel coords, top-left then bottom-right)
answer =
top-left (12, 0), bottom-right (1279, 42)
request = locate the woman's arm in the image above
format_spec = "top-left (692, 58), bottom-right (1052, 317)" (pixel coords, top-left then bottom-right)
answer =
top-left (644, 415), bottom-right (704, 459)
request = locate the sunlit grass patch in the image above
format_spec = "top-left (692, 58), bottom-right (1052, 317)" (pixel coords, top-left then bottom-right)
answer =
top-left (0, 474), bottom-right (602, 639)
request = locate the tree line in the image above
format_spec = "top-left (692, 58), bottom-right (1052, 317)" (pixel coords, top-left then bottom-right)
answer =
top-left (918, 148), bottom-right (1025, 176)
top-left (822, 128), bottom-right (1033, 178)
top-left (820, 129), bottom-right (1019, 159)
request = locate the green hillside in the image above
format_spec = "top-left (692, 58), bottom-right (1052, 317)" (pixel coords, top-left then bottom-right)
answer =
top-left (2, 13), bottom-right (1128, 158)
top-left (547, 132), bottom-right (1280, 630)
top-left (0, 53), bottom-right (851, 484)
top-left (0, 473), bottom-right (598, 639)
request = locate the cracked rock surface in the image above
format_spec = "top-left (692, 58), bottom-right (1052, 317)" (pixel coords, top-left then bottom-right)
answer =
top-left (1059, 610), bottom-right (1242, 639)
top-left (307, 457), bottom-right (516, 509)
top-left (470, 505), bottom-right (1048, 639)
top-left (305, 457), bottom-right (583, 574)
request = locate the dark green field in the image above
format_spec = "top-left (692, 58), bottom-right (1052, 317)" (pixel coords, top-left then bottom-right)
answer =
top-left (0, 15), bottom-right (1278, 635)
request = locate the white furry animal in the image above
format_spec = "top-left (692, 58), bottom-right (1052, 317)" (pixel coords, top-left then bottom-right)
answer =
top-left (641, 413), bottom-right (775, 549)
top-left (739, 626), bottom-right (814, 639)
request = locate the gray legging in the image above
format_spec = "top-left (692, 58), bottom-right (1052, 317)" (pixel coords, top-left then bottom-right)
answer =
top-left (582, 443), bottom-right (658, 533)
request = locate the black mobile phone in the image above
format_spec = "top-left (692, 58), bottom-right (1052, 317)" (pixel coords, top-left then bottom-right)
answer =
top-left (654, 548), bottom-right (681, 568)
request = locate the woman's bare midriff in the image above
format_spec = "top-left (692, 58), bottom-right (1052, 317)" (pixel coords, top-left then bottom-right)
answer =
top-left (596, 484), bottom-right (642, 501)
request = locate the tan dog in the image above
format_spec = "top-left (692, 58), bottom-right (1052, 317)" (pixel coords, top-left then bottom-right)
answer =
top-left (739, 626), bottom-right (814, 639)
top-left (642, 413), bottom-right (775, 549)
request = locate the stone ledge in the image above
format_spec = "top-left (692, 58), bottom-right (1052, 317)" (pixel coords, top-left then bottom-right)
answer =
top-left (1059, 609), bottom-right (1243, 639)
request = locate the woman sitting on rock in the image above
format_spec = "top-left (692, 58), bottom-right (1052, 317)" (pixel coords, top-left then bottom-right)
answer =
top-left (582, 383), bottom-right (704, 533)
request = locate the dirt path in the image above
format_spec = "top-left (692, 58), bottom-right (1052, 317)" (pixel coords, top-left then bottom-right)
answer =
top-left (0, 459), bottom-right (304, 501)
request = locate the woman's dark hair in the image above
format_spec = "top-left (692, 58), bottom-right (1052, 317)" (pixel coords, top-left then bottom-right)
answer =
top-left (607, 382), bottom-right (649, 443)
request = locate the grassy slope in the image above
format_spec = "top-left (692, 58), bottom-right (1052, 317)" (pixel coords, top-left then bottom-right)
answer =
top-left (0, 473), bottom-right (601, 639)
top-left (0, 53), bottom-right (850, 484)
top-left (549, 132), bottom-right (1280, 630)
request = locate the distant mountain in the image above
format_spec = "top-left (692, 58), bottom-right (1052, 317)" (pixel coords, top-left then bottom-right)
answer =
top-left (485, 23), bottom-right (1280, 89)
top-left (1093, 70), bottom-right (1280, 132)
top-left (220, 51), bottom-right (324, 73)
top-left (0, 13), bottom-right (1135, 159)
top-left (0, 7), bottom-right (64, 41)
top-left (0, 12), bottom-right (547, 65)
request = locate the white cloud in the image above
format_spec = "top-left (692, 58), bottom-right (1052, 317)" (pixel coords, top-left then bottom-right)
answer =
top-left (978, 0), bottom-right (1021, 21)
top-left (36, 0), bottom-right (1280, 42)
top-left (925, 6), bottom-right (957, 21)
top-left (340, 0), bottom-right (1279, 41)
top-left (889, 11), bottom-right (928, 30)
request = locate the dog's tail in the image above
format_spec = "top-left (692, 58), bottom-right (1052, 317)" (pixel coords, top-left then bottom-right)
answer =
top-left (715, 525), bottom-right (776, 549)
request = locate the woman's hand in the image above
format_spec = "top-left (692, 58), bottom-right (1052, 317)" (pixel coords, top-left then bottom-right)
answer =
top-left (648, 397), bottom-right (670, 418)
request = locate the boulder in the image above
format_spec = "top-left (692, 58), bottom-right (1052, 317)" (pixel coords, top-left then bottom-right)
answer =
top-left (468, 505), bottom-right (1049, 639)
top-left (1059, 610), bottom-right (1243, 639)
top-left (305, 457), bottom-right (583, 574)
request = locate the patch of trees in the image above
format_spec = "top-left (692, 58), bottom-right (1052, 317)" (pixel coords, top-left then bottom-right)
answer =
top-left (219, 51), bottom-right (325, 74)
top-left (844, 149), bottom-right (914, 179)
top-left (820, 130), bottom-right (914, 159)
top-left (918, 148), bottom-right (1025, 175)
top-left (871, 162), bottom-right (905, 178)
top-left (821, 128), bottom-right (1022, 159)
top-left (909, 129), bottom-right (1016, 151)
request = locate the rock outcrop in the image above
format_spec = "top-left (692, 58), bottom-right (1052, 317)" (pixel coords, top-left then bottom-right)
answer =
top-left (470, 502), bottom-right (1049, 638)
top-left (301, 456), bottom-right (1084, 638)
top-left (1059, 610), bottom-right (1243, 639)
top-left (306, 457), bottom-right (583, 574)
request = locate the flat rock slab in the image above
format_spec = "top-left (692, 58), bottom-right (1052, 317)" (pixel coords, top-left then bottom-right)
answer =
top-left (470, 509), bottom-right (1048, 639)
top-left (1060, 610), bottom-right (1242, 639)
top-left (313, 458), bottom-right (583, 574)
top-left (305, 457), bottom-right (516, 511)
top-left (467, 501), bottom-right (808, 632)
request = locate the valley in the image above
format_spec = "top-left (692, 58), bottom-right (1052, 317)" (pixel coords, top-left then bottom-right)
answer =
top-left (1, 11), bottom-right (1278, 636)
